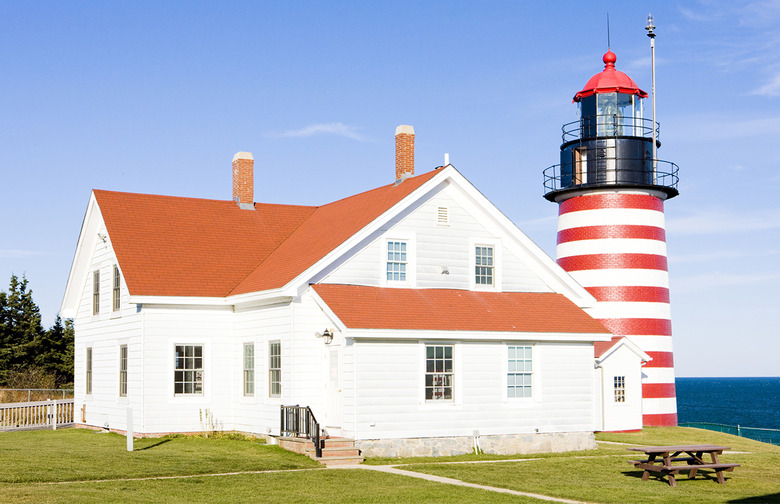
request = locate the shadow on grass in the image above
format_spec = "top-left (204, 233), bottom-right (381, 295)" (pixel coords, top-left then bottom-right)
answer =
top-left (728, 494), bottom-right (780, 503)
top-left (135, 439), bottom-right (172, 451)
top-left (623, 469), bottom-right (734, 486)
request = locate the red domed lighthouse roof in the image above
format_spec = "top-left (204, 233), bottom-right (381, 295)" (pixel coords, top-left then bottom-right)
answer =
top-left (573, 50), bottom-right (648, 102)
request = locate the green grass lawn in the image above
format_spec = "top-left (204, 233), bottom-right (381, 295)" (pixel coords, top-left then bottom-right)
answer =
top-left (1, 427), bottom-right (778, 503)
top-left (0, 429), bottom-right (535, 504)
top-left (400, 427), bottom-right (780, 504)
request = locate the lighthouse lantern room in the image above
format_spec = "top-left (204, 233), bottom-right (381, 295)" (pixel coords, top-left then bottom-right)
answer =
top-left (544, 49), bottom-right (680, 427)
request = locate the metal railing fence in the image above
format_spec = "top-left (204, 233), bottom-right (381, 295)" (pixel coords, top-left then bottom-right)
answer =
top-left (680, 422), bottom-right (780, 446)
top-left (280, 405), bottom-right (322, 458)
top-left (0, 388), bottom-right (74, 403)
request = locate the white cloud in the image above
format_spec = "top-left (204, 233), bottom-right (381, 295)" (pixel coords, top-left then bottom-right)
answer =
top-left (667, 114), bottom-right (780, 141)
top-left (752, 73), bottom-right (780, 97)
top-left (667, 208), bottom-right (780, 235)
top-left (674, 271), bottom-right (777, 292)
top-left (272, 122), bottom-right (373, 142)
top-left (670, 248), bottom-right (780, 264)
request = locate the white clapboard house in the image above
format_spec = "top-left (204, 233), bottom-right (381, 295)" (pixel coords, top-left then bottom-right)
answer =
top-left (61, 126), bottom-right (647, 457)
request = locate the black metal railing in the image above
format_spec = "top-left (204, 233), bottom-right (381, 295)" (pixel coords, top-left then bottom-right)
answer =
top-left (543, 158), bottom-right (679, 197)
top-left (562, 115), bottom-right (660, 143)
top-left (280, 405), bottom-right (322, 458)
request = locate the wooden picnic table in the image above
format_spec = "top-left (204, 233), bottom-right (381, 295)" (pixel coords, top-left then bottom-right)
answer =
top-left (627, 445), bottom-right (740, 487)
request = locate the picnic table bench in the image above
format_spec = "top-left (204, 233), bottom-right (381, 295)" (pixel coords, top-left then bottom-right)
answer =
top-left (627, 445), bottom-right (740, 487)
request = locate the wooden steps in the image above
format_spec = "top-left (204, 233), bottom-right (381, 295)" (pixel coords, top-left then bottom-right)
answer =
top-left (277, 435), bottom-right (363, 467)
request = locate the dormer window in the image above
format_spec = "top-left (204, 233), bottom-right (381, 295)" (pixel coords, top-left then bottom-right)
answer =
top-left (386, 240), bottom-right (407, 282)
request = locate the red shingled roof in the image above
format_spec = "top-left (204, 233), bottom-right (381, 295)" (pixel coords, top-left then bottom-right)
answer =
top-left (573, 50), bottom-right (648, 102)
top-left (312, 284), bottom-right (611, 334)
top-left (594, 336), bottom-right (626, 358)
top-left (94, 169), bottom-right (440, 298)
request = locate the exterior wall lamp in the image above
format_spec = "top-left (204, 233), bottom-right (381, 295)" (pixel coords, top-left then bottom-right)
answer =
top-left (315, 328), bottom-right (334, 344)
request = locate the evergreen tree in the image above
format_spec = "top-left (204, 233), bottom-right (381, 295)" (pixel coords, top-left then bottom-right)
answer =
top-left (33, 315), bottom-right (75, 386)
top-left (0, 274), bottom-right (74, 387)
top-left (0, 275), bottom-right (43, 382)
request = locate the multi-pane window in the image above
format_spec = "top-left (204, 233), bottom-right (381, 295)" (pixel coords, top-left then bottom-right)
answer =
top-left (86, 348), bottom-right (93, 395)
top-left (119, 345), bottom-right (128, 397)
top-left (243, 343), bottom-right (255, 397)
top-left (113, 266), bottom-right (121, 312)
top-left (174, 345), bottom-right (203, 395)
top-left (614, 376), bottom-right (626, 403)
top-left (269, 341), bottom-right (281, 398)
top-left (92, 271), bottom-right (100, 315)
top-left (425, 345), bottom-right (453, 401)
top-left (386, 241), bottom-right (407, 282)
top-left (507, 345), bottom-right (533, 398)
top-left (475, 246), bottom-right (494, 286)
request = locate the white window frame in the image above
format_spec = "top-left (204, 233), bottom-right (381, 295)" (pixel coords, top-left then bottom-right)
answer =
top-left (503, 343), bottom-right (540, 404)
top-left (92, 270), bottom-right (100, 315)
top-left (243, 342), bottom-right (255, 397)
top-left (386, 240), bottom-right (408, 283)
top-left (112, 265), bottom-right (121, 312)
top-left (382, 235), bottom-right (415, 286)
top-left (268, 341), bottom-right (281, 399)
top-left (174, 344), bottom-right (204, 396)
top-left (614, 375), bottom-right (626, 403)
top-left (85, 347), bottom-right (93, 396)
top-left (423, 343), bottom-right (455, 403)
top-left (506, 344), bottom-right (533, 399)
top-left (119, 344), bottom-right (128, 398)
top-left (470, 239), bottom-right (501, 291)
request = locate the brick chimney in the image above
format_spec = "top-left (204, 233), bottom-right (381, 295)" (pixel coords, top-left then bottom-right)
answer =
top-left (232, 152), bottom-right (254, 210)
top-left (395, 125), bottom-right (414, 181)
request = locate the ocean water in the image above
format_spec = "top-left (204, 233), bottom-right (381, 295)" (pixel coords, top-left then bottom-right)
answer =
top-left (676, 377), bottom-right (780, 430)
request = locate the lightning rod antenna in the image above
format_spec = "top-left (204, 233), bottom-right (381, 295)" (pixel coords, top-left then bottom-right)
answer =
top-left (607, 13), bottom-right (611, 49)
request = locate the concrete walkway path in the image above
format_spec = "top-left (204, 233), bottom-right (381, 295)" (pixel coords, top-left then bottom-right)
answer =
top-left (350, 464), bottom-right (595, 504)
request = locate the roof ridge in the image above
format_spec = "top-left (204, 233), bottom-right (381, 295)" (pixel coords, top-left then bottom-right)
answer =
top-left (226, 203), bottom-right (320, 295)
top-left (227, 169), bottom-right (442, 296)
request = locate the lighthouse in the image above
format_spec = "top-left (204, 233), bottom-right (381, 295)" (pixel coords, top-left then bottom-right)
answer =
top-left (543, 49), bottom-right (679, 426)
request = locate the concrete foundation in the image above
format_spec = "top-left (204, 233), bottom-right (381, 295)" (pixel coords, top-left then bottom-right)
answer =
top-left (356, 431), bottom-right (596, 458)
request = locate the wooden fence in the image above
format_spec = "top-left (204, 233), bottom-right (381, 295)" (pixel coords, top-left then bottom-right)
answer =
top-left (0, 399), bottom-right (75, 431)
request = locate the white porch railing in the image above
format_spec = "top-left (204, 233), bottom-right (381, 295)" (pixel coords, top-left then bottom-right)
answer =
top-left (0, 399), bottom-right (75, 431)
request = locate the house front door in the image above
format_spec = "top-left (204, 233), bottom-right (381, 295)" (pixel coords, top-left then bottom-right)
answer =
top-left (325, 346), bottom-right (342, 430)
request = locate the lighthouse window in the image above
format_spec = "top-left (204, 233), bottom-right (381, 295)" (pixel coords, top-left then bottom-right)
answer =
top-left (597, 94), bottom-right (618, 136)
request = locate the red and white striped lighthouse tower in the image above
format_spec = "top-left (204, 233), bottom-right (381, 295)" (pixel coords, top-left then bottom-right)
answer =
top-left (543, 50), bottom-right (680, 426)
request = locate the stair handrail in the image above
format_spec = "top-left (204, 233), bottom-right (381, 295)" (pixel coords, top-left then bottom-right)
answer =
top-left (280, 405), bottom-right (322, 458)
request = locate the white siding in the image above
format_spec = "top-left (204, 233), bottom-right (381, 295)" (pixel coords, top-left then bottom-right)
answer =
top-left (139, 305), bottom-right (233, 434)
top-left (232, 303), bottom-right (291, 434)
top-left (323, 184), bottom-right (550, 293)
top-left (73, 225), bottom-right (142, 433)
top-left (350, 339), bottom-right (596, 441)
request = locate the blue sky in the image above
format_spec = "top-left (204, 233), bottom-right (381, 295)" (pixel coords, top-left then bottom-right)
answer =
top-left (1, 1), bottom-right (778, 377)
